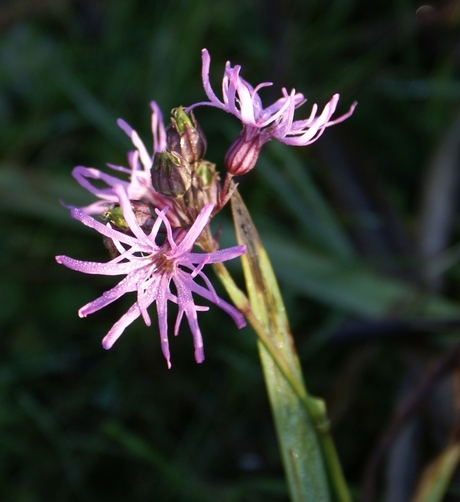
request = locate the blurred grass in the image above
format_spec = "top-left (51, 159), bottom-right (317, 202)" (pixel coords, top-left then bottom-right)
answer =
top-left (3, 0), bottom-right (460, 500)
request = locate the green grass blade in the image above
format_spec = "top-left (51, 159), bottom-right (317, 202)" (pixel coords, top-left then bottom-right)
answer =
top-left (230, 189), bottom-right (331, 502)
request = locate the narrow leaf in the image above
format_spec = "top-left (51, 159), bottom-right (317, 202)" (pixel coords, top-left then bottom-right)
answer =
top-left (231, 189), bottom-right (331, 502)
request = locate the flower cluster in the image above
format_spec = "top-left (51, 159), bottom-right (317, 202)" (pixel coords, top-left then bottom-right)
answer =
top-left (56, 48), bottom-right (355, 367)
top-left (57, 99), bottom-right (246, 367)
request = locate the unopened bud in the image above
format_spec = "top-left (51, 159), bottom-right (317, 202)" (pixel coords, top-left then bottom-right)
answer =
top-left (224, 128), bottom-right (264, 176)
top-left (190, 160), bottom-right (220, 207)
top-left (151, 151), bottom-right (192, 197)
top-left (166, 107), bottom-right (207, 163)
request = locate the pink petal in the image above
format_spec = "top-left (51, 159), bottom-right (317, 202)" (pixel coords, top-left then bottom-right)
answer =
top-left (102, 303), bottom-right (142, 349)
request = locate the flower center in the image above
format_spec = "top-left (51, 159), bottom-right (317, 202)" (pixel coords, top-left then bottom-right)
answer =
top-left (151, 249), bottom-right (176, 274)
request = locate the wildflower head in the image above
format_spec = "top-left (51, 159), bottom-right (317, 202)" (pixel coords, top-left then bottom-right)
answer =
top-left (56, 185), bottom-right (246, 368)
top-left (188, 49), bottom-right (357, 175)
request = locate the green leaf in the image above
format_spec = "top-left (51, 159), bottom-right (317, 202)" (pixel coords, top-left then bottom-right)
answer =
top-left (231, 190), bottom-right (332, 502)
top-left (263, 234), bottom-right (460, 319)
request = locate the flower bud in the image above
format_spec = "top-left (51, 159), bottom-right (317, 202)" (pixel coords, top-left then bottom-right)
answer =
top-left (166, 107), bottom-right (207, 163)
top-left (224, 128), bottom-right (264, 176)
top-left (193, 160), bottom-right (220, 207)
top-left (151, 151), bottom-right (192, 197)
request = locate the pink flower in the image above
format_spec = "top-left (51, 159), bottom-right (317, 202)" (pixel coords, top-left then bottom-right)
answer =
top-left (72, 101), bottom-right (171, 215)
top-left (56, 184), bottom-right (246, 368)
top-left (189, 49), bottom-right (357, 175)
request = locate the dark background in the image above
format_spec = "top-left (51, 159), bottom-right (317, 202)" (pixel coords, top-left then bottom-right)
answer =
top-left (2, 0), bottom-right (460, 500)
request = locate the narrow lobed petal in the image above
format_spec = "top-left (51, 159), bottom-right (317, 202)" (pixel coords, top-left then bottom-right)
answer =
top-left (174, 275), bottom-right (205, 363)
top-left (72, 166), bottom-right (128, 204)
top-left (200, 49), bottom-right (225, 109)
top-left (102, 303), bottom-right (142, 350)
top-left (182, 245), bottom-right (246, 266)
top-left (182, 272), bottom-right (247, 329)
top-left (155, 276), bottom-right (172, 368)
top-left (150, 101), bottom-right (167, 152)
top-left (56, 255), bottom-right (140, 276)
top-left (170, 203), bottom-right (214, 256)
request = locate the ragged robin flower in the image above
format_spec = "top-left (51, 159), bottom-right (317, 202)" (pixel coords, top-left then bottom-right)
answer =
top-left (56, 184), bottom-right (246, 368)
top-left (188, 49), bottom-right (357, 176)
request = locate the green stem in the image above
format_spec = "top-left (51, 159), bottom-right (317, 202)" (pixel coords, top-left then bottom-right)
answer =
top-left (213, 262), bottom-right (311, 406)
top-left (322, 435), bottom-right (353, 502)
